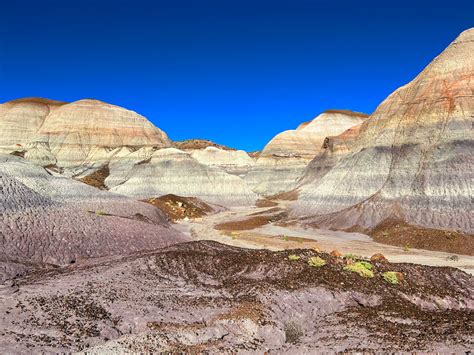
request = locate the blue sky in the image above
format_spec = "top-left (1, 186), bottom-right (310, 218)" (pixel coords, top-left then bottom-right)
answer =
top-left (0, 0), bottom-right (472, 151)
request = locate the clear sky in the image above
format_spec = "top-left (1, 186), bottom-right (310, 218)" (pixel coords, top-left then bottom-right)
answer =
top-left (0, 0), bottom-right (472, 151)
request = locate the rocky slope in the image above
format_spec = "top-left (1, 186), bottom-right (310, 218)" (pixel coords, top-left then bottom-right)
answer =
top-left (292, 28), bottom-right (474, 236)
top-left (0, 98), bottom-right (171, 172)
top-left (245, 110), bottom-right (367, 196)
top-left (172, 139), bottom-right (235, 151)
top-left (0, 154), bottom-right (188, 281)
top-left (143, 194), bottom-right (224, 222)
top-left (0, 241), bottom-right (471, 353)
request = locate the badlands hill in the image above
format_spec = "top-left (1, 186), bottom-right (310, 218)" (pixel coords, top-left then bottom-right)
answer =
top-left (105, 147), bottom-right (257, 206)
top-left (0, 29), bottom-right (472, 353)
top-left (292, 28), bottom-right (474, 238)
top-left (0, 98), bottom-right (170, 170)
top-left (0, 154), bottom-right (188, 282)
top-left (245, 110), bottom-right (367, 196)
top-left (0, 98), bottom-right (257, 206)
top-left (1, 29), bottom-right (472, 233)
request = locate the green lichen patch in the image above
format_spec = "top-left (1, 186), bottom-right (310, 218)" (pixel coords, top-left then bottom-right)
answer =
top-left (308, 256), bottom-right (326, 267)
top-left (344, 261), bottom-right (374, 278)
top-left (383, 271), bottom-right (402, 284)
top-left (358, 261), bottom-right (374, 270)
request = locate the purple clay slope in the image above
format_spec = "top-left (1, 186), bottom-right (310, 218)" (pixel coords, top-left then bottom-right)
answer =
top-left (0, 154), bottom-right (189, 281)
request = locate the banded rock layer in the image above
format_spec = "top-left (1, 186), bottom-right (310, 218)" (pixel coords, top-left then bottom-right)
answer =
top-left (0, 98), bottom-right (257, 206)
top-left (245, 111), bottom-right (367, 196)
top-left (0, 98), bottom-right (170, 171)
top-left (190, 146), bottom-right (255, 176)
top-left (292, 28), bottom-right (474, 235)
top-left (106, 148), bottom-right (258, 206)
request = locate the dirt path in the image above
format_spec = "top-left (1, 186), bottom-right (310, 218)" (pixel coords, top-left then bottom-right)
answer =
top-left (175, 203), bottom-right (474, 275)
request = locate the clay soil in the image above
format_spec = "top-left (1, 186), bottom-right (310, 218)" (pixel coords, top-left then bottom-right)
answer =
top-left (2, 240), bottom-right (471, 353)
top-left (215, 216), bottom-right (271, 231)
top-left (267, 189), bottom-right (299, 201)
top-left (255, 198), bottom-right (279, 207)
top-left (369, 219), bottom-right (474, 256)
top-left (78, 165), bottom-right (110, 190)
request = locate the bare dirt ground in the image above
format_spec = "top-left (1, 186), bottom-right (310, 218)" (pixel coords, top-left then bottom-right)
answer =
top-left (0, 240), bottom-right (472, 353)
top-left (176, 201), bottom-right (474, 275)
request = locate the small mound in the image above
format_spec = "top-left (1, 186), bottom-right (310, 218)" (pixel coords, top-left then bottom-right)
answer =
top-left (143, 194), bottom-right (217, 222)
top-left (369, 219), bottom-right (473, 256)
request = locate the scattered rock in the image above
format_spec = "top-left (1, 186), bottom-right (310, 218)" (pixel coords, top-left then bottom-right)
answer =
top-left (370, 253), bottom-right (388, 263)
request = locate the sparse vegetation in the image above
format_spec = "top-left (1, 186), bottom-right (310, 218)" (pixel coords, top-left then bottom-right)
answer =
top-left (308, 256), bottom-right (326, 267)
top-left (95, 210), bottom-right (105, 216)
top-left (284, 320), bottom-right (303, 344)
top-left (383, 271), bottom-right (401, 284)
top-left (358, 261), bottom-right (373, 270)
top-left (446, 255), bottom-right (459, 261)
top-left (344, 253), bottom-right (360, 260)
top-left (288, 254), bottom-right (300, 261)
top-left (344, 261), bottom-right (374, 278)
top-left (404, 244), bottom-right (411, 252)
